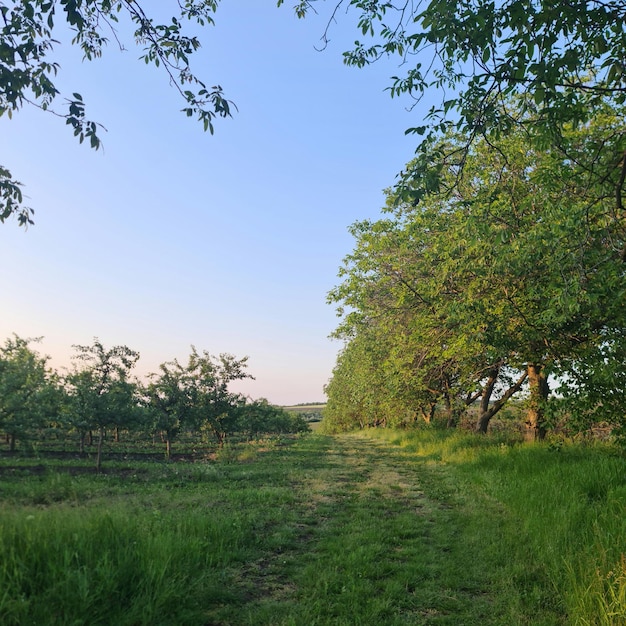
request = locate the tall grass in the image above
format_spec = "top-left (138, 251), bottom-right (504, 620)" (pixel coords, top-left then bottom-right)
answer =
top-left (371, 428), bottom-right (626, 625)
top-left (0, 455), bottom-right (300, 625)
top-left (1, 432), bottom-right (624, 624)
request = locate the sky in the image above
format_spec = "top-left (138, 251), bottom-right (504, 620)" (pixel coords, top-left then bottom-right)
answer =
top-left (1, 1), bottom-right (427, 405)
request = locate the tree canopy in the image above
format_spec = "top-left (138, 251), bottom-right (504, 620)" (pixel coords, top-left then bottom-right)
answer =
top-left (286, 0), bottom-right (626, 219)
top-left (325, 102), bottom-right (626, 437)
top-left (0, 334), bottom-right (58, 451)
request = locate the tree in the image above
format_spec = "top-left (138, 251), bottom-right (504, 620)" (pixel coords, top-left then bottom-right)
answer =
top-left (0, 334), bottom-right (59, 451)
top-left (548, 330), bottom-right (626, 439)
top-left (236, 398), bottom-right (310, 439)
top-left (286, 0), bottom-right (626, 225)
top-left (66, 338), bottom-right (140, 470)
top-left (144, 358), bottom-right (195, 459)
top-left (327, 213), bottom-right (529, 434)
top-left (146, 346), bottom-right (253, 449)
top-left (328, 105), bottom-right (625, 438)
top-left (323, 326), bottom-right (412, 432)
top-left (1, 0), bottom-right (232, 224)
top-left (184, 346), bottom-right (253, 446)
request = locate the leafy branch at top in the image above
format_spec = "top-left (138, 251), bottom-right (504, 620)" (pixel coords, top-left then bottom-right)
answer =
top-left (0, 0), bottom-right (233, 225)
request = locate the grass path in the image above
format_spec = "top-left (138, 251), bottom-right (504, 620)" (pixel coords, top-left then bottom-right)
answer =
top-left (208, 433), bottom-right (554, 625)
top-left (3, 431), bottom-right (584, 624)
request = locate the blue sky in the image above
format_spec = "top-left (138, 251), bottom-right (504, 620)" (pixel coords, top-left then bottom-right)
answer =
top-left (1, 2), bottom-right (425, 405)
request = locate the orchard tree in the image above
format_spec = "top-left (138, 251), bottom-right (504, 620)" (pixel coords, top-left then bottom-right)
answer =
top-left (145, 347), bottom-right (252, 452)
top-left (66, 338), bottom-right (140, 470)
top-left (0, 334), bottom-right (59, 451)
top-left (1, 0), bottom-right (232, 225)
top-left (145, 358), bottom-right (195, 459)
top-left (329, 104), bottom-right (625, 438)
top-left (184, 346), bottom-right (253, 446)
top-left (236, 399), bottom-right (310, 439)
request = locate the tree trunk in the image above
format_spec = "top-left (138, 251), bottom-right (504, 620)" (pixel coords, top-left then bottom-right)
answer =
top-left (444, 394), bottom-right (462, 428)
top-left (525, 363), bottom-right (549, 441)
top-left (165, 435), bottom-right (171, 460)
top-left (476, 369), bottom-right (498, 434)
top-left (476, 368), bottom-right (528, 434)
top-left (9, 432), bottom-right (16, 452)
top-left (79, 431), bottom-right (85, 454)
top-left (420, 401), bottom-right (436, 424)
top-left (114, 427), bottom-right (120, 443)
top-left (96, 426), bottom-right (105, 473)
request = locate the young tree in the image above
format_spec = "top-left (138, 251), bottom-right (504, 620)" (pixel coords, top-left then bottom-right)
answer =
top-left (236, 398), bottom-right (310, 440)
top-left (66, 338), bottom-right (140, 471)
top-left (146, 346), bottom-right (253, 449)
top-left (0, 334), bottom-right (59, 451)
top-left (144, 358), bottom-right (195, 459)
top-left (185, 347), bottom-right (253, 446)
top-left (1, 1), bottom-right (232, 224)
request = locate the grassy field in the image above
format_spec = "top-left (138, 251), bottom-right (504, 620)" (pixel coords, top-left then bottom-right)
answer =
top-left (1, 430), bottom-right (625, 625)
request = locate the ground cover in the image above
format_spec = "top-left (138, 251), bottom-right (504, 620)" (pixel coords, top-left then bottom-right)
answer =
top-left (1, 431), bottom-right (624, 624)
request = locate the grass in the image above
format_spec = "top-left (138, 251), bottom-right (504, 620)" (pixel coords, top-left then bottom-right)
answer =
top-left (372, 428), bottom-right (626, 625)
top-left (1, 430), bottom-right (624, 624)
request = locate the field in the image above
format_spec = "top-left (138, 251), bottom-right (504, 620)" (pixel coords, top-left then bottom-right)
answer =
top-left (1, 429), bottom-right (625, 625)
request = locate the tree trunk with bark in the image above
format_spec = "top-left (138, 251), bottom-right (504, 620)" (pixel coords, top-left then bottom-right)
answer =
top-left (476, 369), bottom-right (528, 434)
top-left (525, 363), bottom-right (549, 441)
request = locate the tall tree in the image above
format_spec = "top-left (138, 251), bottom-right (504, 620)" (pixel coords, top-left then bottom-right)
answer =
top-left (1, 0), bottom-right (231, 224)
top-left (328, 105), bottom-right (625, 438)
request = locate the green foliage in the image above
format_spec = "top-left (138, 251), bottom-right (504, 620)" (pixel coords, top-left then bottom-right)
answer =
top-left (326, 104), bottom-right (626, 437)
top-left (144, 357), bottom-right (196, 457)
top-left (182, 346), bottom-right (252, 445)
top-left (0, 0), bottom-right (231, 224)
top-left (548, 330), bottom-right (626, 437)
top-left (0, 166), bottom-right (33, 226)
top-left (287, 0), bottom-right (626, 212)
top-left (0, 334), bottom-right (59, 451)
top-left (0, 332), bottom-right (313, 456)
top-left (65, 338), bottom-right (141, 469)
top-left (237, 398), bottom-right (310, 438)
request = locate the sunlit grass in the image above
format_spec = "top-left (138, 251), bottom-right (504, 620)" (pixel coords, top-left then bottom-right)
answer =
top-left (1, 431), bottom-right (624, 624)
top-left (368, 428), bottom-right (626, 625)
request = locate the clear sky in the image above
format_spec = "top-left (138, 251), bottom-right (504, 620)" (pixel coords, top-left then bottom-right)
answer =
top-left (1, 1), bottom-right (425, 405)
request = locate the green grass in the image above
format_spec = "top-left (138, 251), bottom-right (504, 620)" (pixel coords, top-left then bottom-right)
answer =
top-left (371, 428), bottom-right (626, 625)
top-left (1, 431), bottom-right (624, 624)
